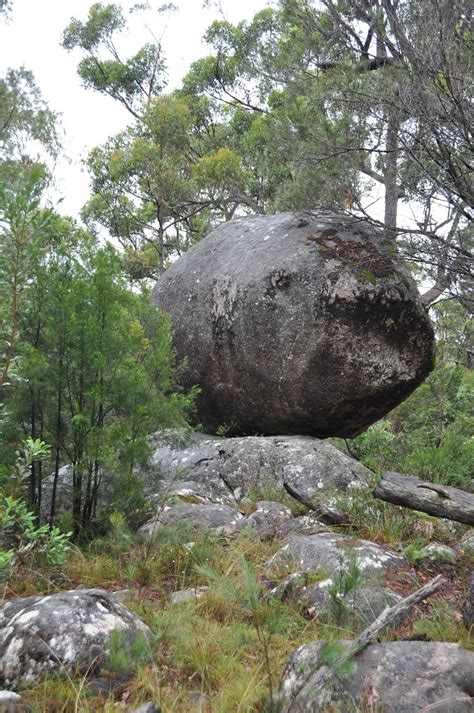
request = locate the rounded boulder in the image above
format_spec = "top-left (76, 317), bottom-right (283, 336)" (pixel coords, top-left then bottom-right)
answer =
top-left (153, 212), bottom-right (435, 437)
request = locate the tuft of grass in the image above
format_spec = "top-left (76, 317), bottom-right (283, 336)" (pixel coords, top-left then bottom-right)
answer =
top-left (412, 600), bottom-right (473, 651)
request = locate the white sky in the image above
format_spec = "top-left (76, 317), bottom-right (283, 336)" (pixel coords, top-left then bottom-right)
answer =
top-left (0, 0), bottom-right (270, 217)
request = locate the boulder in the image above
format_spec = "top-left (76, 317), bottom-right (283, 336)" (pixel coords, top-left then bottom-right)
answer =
top-left (142, 430), bottom-right (370, 506)
top-left (242, 501), bottom-right (293, 538)
top-left (278, 640), bottom-right (474, 712)
top-left (0, 589), bottom-right (150, 688)
top-left (153, 212), bottom-right (435, 437)
top-left (267, 532), bottom-right (407, 580)
top-left (267, 572), bottom-right (402, 626)
top-left (139, 503), bottom-right (245, 539)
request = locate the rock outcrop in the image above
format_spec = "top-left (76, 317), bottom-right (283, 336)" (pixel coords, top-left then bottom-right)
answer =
top-left (0, 589), bottom-right (150, 689)
top-left (267, 531), bottom-right (407, 579)
top-left (141, 430), bottom-right (371, 506)
top-left (278, 640), bottom-right (474, 712)
top-left (153, 212), bottom-right (435, 437)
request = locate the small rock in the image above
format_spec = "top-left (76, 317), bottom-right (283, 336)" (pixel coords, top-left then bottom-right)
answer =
top-left (423, 543), bottom-right (457, 562)
top-left (241, 501), bottom-right (293, 538)
top-left (187, 690), bottom-right (209, 709)
top-left (463, 570), bottom-right (474, 629)
top-left (459, 529), bottom-right (474, 555)
top-left (299, 581), bottom-right (403, 625)
top-left (170, 587), bottom-right (210, 605)
top-left (0, 691), bottom-right (22, 713)
top-left (266, 573), bottom-right (402, 626)
top-left (129, 704), bottom-right (161, 713)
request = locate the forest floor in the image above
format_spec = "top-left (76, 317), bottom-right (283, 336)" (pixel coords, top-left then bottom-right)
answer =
top-left (3, 488), bottom-right (473, 713)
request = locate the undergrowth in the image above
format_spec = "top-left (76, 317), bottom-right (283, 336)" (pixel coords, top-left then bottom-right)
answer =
top-left (7, 496), bottom-right (473, 712)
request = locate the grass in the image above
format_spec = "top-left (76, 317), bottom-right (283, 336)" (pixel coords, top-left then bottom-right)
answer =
top-left (6, 488), bottom-right (473, 712)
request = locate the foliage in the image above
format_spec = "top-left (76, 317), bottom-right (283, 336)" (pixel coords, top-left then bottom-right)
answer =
top-left (0, 439), bottom-right (71, 580)
top-left (327, 549), bottom-right (365, 627)
top-left (106, 629), bottom-right (153, 675)
top-left (0, 207), bottom-right (195, 536)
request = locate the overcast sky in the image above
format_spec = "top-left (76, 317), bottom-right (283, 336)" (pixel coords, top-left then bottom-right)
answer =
top-left (0, 0), bottom-right (270, 217)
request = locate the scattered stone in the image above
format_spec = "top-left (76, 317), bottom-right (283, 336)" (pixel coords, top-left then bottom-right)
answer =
top-left (85, 674), bottom-right (131, 700)
top-left (170, 587), bottom-right (210, 605)
top-left (0, 589), bottom-right (150, 689)
top-left (241, 501), bottom-right (293, 538)
top-left (110, 589), bottom-right (136, 603)
top-left (278, 640), bottom-right (474, 712)
top-left (142, 431), bottom-right (371, 506)
top-left (265, 573), bottom-right (307, 602)
top-left (187, 690), bottom-right (209, 709)
top-left (423, 543), bottom-right (457, 562)
top-left (267, 532), bottom-right (407, 580)
top-left (153, 211), bottom-right (434, 437)
top-left (0, 691), bottom-right (22, 713)
top-left (129, 704), bottom-right (161, 713)
top-left (139, 503), bottom-right (245, 540)
top-left (459, 529), bottom-right (474, 555)
top-left (463, 571), bottom-right (474, 629)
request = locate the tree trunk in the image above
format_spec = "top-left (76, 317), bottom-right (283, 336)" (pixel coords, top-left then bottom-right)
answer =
top-left (374, 471), bottom-right (474, 525)
top-left (383, 110), bottom-right (400, 241)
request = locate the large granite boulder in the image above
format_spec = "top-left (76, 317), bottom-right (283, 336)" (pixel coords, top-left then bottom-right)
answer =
top-left (0, 589), bottom-right (150, 688)
top-left (278, 640), bottom-right (474, 712)
top-left (142, 430), bottom-right (370, 506)
top-left (153, 212), bottom-right (435, 437)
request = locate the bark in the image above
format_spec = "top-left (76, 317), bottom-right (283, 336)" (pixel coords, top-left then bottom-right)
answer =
top-left (374, 471), bottom-right (474, 525)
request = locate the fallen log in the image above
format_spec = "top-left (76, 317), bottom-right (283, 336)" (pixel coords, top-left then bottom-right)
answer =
top-left (284, 575), bottom-right (444, 711)
top-left (373, 471), bottom-right (474, 526)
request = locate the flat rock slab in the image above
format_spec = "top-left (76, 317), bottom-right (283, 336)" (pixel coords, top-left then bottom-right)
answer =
top-left (267, 532), bottom-right (407, 580)
top-left (142, 431), bottom-right (370, 506)
top-left (153, 211), bottom-right (434, 437)
top-left (139, 503), bottom-right (245, 539)
top-left (278, 640), bottom-right (474, 712)
top-left (0, 589), bottom-right (150, 689)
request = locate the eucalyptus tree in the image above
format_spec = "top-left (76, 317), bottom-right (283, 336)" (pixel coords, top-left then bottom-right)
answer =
top-left (63, 3), bottom-right (261, 277)
top-left (185, 1), bottom-right (473, 306)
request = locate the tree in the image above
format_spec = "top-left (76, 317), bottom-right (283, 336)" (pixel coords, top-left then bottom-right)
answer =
top-left (0, 165), bottom-right (53, 392)
top-left (184, 1), bottom-right (473, 306)
top-left (0, 68), bottom-right (58, 165)
top-left (1, 220), bottom-right (195, 534)
top-left (63, 3), bottom-right (267, 276)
